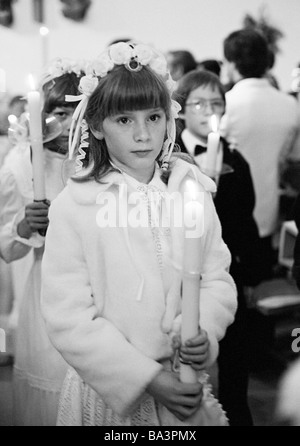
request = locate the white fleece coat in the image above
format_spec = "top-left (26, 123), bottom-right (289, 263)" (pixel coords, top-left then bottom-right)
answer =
top-left (41, 158), bottom-right (237, 418)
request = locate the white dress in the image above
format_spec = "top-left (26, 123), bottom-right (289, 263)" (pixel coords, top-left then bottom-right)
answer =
top-left (56, 168), bottom-right (228, 426)
top-left (0, 144), bottom-right (72, 426)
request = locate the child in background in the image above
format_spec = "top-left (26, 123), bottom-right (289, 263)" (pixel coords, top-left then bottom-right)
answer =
top-left (41, 42), bottom-right (237, 426)
top-left (0, 58), bottom-right (86, 425)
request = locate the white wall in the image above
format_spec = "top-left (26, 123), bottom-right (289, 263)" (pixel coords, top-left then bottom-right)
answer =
top-left (1, 0), bottom-right (300, 94)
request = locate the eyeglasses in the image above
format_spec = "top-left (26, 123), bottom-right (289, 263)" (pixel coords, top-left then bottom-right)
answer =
top-left (185, 99), bottom-right (225, 114)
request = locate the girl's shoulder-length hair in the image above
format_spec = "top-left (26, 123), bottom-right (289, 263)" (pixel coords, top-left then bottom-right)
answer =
top-left (74, 65), bottom-right (173, 184)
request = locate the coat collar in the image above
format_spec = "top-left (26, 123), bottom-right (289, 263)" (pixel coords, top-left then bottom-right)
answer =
top-left (67, 157), bottom-right (216, 205)
top-left (229, 77), bottom-right (271, 93)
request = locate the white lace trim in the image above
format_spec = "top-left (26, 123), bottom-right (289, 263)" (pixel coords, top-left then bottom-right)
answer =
top-left (57, 368), bottom-right (160, 426)
top-left (75, 119), bottom-right (88, 173)
top-left (57, 368), bottom-right (228, 426)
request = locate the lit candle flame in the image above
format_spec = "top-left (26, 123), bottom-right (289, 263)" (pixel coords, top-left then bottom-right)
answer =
top-left (28, 74), bottom-right (37, 91)
top-left (210, 114), bottom-right (220, 133)
top-left (39, 26), bottom-right (49, 37)
top-left (8, 114), bottom-right (18, 125)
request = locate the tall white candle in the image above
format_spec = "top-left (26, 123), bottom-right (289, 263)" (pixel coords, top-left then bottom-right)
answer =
top-left (180, 179), bottom-right (204, 384)
top-left (28, 75), bottom-right (46, 201)
top-left (205, 114), bottom-right (220, 176)
top-left (40, 26), bottom-right (50, 72)
top-left (215, 144), bottom-right (223, 174)
top-left (0, 328), bottom-right (5, 353)
top-left (0, 68), bottom-right (6, 93)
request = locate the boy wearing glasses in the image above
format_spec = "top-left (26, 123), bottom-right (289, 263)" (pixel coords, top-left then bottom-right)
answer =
top-left (175, 69), bottom-right (263, 426)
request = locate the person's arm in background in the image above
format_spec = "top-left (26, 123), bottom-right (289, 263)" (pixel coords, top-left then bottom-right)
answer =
top-left (0, 167), bottom-right (45, 263)
top-left (279, 101), bottom-right (300, 193)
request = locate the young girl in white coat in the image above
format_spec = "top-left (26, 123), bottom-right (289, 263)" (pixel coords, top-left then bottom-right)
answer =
top-left (0, 59), bottom-right (86, 425)
top-left (41, 42), bottom-right (237, 426)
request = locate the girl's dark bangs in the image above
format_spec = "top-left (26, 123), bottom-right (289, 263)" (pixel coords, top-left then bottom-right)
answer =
top-left (44, 97), bottom-right (76, 114)
top-left (103, 68), bottom-right (170, 116)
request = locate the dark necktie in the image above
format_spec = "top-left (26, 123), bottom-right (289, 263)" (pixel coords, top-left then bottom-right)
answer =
top-left (194, 145), bottom-right (207, 156)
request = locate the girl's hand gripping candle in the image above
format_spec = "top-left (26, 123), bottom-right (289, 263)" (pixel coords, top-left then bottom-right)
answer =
top-left (180, 178), bottom-right (204, 384)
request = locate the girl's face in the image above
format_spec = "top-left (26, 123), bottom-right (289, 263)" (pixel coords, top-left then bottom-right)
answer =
top-left (180, 84), bottom-right (225, 143)
top-left (98, 107), bottom-right (167, 182)
top-left (48, 105), bottom-right (74, 153)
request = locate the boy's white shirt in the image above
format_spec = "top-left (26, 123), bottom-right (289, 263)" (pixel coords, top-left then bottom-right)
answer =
top-left (41, 158), bottom-right (237, 417)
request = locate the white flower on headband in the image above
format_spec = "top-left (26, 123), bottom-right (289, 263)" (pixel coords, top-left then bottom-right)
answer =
top-left (133, 44), bottom-right (153, 65)
top-left (79, 75), bottom-right (99, 97)
top-left (109, 42), bottom-right (133, 65)
top-left (92, 52), bottom-right (115, 77)
top-left (85, 42), bottom-right (172, 81)
top-left (149, 56), bottom-right (168, 77)
top-left (47, 57), bottom-right (86, 78)
top-left (41, 57), bottom-right (88, 89)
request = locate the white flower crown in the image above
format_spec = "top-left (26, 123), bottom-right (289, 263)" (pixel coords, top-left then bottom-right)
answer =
top-left (67, 42), bottom-right (181, 172)
top-left (79, 42), bottom-right (177, 97)
top-left (41, 57), bottom-right (88, 88)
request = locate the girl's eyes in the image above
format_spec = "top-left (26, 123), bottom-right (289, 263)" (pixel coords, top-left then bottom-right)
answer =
top-left (149, 113), bottom-right (161, 122)
top-left (54, 112), bottom-right (67, 119)
top-left (117, 117), bottom-right (130, 124)
top-left (116, 113), bottom-right (162, 124)
top-left (52, 108), bottom-right (73, 121)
